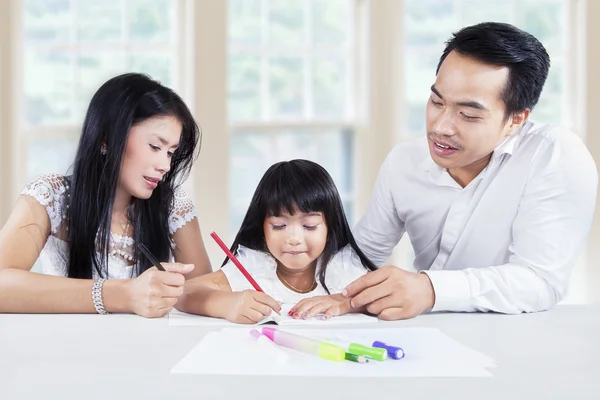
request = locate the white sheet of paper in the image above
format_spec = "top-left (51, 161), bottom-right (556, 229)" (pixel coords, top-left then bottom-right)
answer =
top-left (170, 327), bottom-right (495, 377)
top-left (168, 304), bottom-right (380, 327)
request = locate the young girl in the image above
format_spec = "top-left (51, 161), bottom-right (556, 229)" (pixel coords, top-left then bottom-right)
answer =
top-left (177, 159), bottom-right (377, 324)
top-left (0, 73), bottom-right (211, 318)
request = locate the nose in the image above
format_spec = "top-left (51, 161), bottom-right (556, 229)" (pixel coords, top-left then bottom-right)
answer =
top-left (285, 225), bottom-right (302, 246)
top-left (431, 108), bottom-right (457, 137)
top-left (155, 153), bottom-right (171, 175)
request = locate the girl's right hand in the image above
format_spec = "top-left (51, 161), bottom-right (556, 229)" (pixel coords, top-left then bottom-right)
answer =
top-left (127, 262), bottom-right (194, 318)
top-left (224, 290), bottom-right (282, 324)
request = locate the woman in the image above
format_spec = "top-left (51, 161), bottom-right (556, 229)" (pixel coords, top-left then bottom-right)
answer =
top-left (0, 73), bottom-right (211, 317)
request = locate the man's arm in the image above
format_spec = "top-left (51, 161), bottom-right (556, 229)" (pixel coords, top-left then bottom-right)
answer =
top-left (425, 135), bottom-right (598, 314)
top-left (353, 148), bottom-right (406, 266)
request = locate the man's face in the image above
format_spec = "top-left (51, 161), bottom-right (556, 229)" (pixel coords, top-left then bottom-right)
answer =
top-left (425, 51), bottom-right (516, 172)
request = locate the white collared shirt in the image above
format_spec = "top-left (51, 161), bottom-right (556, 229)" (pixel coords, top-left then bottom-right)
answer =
top-left (353, 120), bottom-right (598, 314)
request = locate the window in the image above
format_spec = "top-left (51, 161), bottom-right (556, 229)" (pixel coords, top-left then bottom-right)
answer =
top-left (403, 0), bottom-right (570, 138)
top-left (227, 0), bottom-right (358, 236)
top-left (21, 0), bottom-right (179, 184)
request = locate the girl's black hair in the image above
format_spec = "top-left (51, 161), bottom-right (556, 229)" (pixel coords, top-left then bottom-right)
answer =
top-left (226, 159), bottom-right (376, 293)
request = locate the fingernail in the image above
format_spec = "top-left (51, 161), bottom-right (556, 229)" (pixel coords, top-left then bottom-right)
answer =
top-left (342, 289), bottom-right (348, 296)
top-left (293, 313), bottom-right (299, 319)
top-left (350, 301), bottom-right (355, 308)
top-left (321, 315), bottom-right (329, 320)
top-left (287, 310), bottom-right (293, 316)
top-left (301, 313), bottom-right (308, 319)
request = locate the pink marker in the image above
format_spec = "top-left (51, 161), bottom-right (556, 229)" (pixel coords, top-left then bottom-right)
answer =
top-left (261, 327), bottom-right (346, 362)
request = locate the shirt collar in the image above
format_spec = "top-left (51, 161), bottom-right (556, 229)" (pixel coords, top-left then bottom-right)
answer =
top-left (419, 122), bottom-right (529, 187)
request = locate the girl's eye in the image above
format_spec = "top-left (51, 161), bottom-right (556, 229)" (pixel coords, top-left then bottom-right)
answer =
top-left (167, 151), bottom-right (174, 158)
top-left (271, 224), bottom-right (286, 230)
top-left (149, 144), bottom-right (161, 151)
top-left (303, 225), bottom-right (317, 231)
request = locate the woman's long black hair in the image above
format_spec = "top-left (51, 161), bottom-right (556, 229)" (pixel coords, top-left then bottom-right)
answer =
top-left (65, 73), bottom-right (200, 279)
top-left (226, 159), bottom-right (376, 293)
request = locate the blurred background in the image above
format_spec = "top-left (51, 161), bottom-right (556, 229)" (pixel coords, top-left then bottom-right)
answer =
top-left (0, 0), bottom-right (598, 304)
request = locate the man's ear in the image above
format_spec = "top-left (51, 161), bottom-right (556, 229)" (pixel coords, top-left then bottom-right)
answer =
top-left (510, 109), bottom-right (530, 130)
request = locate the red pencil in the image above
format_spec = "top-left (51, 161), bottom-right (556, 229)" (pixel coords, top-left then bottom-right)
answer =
top-left (209, 231), bottom-right (264, 292)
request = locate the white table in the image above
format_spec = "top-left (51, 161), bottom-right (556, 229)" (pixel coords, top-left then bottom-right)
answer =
top-left (1, 305), bottom-right (599, 400)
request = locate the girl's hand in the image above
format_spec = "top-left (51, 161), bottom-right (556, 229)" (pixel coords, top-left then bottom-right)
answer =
top-left (289, 293), bottom-right (352, 320)
top-left (223, 290), bottom-right (282, 324)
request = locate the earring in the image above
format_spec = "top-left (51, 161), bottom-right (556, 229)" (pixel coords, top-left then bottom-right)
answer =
top-left (100, 145), bottom-right (107, 155)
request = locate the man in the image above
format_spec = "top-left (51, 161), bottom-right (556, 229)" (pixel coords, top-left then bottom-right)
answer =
top-left (345, 22), bottom-right (598, 320)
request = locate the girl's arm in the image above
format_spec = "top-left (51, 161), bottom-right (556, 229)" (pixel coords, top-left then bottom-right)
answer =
top-left (175, 270), bottom-right (233, 317)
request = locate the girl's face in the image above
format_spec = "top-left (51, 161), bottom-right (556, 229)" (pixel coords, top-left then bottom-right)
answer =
top-left (118, 115), bottom-right (182, 200)
top-left (263, 209), bottom-right (328, 272)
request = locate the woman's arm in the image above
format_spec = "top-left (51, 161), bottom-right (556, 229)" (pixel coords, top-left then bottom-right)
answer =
top-left (0, 196), bottom-right (130, 313)
top-left (171, 217), bottom-right (212, 279)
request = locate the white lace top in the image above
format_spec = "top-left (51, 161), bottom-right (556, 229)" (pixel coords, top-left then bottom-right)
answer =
top-left (221, 245), bottom-right (370, 304)
top-left (21, 173), bottom-right (197, 280)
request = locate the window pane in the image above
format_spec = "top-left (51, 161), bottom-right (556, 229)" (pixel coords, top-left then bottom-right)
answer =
top-left (311, 0), bottom-right (350, 45)
top-left (313, 57), bottom-right (347, 118)
top-left (76, 52), bottom-right (127, 120)
top-left (28, 139), bottom-right (77, 181)
top-left (24, 0), bottom-right (72, 42)
top-left (229, 0), bottom-right (262, 46)
top-left (24, 51), bottom-right (73, 125)
top-left (229, 129), bottom-right (354, 236)
top-left (130, 53), bottom-right (173, 87)
top-left (77, 0), bottom-right (123, 42)
top-left (130, 0), bottom-right (174, 43)
top-left (404, 0), bottom-right (456, 46)
top-left (460, 0), bottom-right (510, 26)
top-left (229, 54), bottom-right (262, 122)
top-left (268, 0), bottom-right (305, 46)
top-left (268, 56), bottom-right (304, 118)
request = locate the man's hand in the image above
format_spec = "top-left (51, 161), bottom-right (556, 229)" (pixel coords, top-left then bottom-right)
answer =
top-left (342, 265), bottom-right (436, 320)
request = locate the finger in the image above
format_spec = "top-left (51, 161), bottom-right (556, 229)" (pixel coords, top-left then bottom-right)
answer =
top-left (159, 284), bottom-right (184, 298)
top-left (243, 308), bottom-right (267, 324)
top-left (343, 268), bottom-right (391, 298)
top-left (157, 270), bottom-right (186, 287)
top-left (289, 298), bottom-right (312, 316)
top-left (292, 299), bottom-right (320, 319)
top-left (239, 315), bottom-right (258, 325)
top-left (365, 294), bottom-right (402, 315)
top-left (350, 279), bottom-right (394, 309)
top-left (322, 304), bottom-right (343, 320)
top-left (250, 301), bottom-right (273, 318)
top-left (253, 292), bottom-right (282, 314)
top-left (160, 262), bottom-right (195, 274)
top-left (304, 301), bottom-right (333, 319)
top-left (156, 307), bottom-right (173, 318)
top-left (379, 307), bottom-right (411, 321)
top-left (160, 297), bottom-right (179, 309)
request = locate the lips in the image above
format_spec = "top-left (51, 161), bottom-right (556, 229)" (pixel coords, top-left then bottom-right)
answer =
top-left (284, 251), bottom-right (306, 255)
top-left (433, 140), bottom-right (458, 150)
top-left (144, 176), bottom-right (161, 183)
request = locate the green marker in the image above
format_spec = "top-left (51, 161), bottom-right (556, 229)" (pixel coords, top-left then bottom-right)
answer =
top-left (345, 352), bottom-right (369, 363)
top-left (316, 337), bottom-right (388, 361)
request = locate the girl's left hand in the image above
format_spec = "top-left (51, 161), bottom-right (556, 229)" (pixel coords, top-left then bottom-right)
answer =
top-left (289, 293), bottom-right (352, 320)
